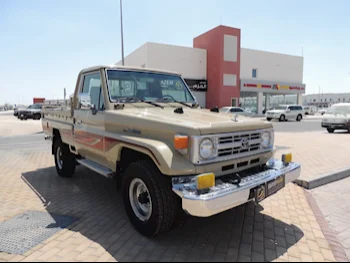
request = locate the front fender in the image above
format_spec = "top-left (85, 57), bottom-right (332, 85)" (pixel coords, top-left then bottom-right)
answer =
top-left (104, 135), bottom-right (196, 176)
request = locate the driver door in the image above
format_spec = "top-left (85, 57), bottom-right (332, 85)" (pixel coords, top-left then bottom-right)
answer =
top-left (74, 71), bottom-right (108, 167)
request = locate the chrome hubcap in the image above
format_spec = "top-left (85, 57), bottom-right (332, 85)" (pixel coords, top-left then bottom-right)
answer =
top-left (56, 147), bottom-right (63, 170)
top-left (129, 178), bottom-right (152, 222)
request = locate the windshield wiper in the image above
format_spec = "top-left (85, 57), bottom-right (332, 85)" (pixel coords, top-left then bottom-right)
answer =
top-left (115, 97), bottom-right (164, 109)
top-left (159, 98), bottom-right (194, 108)
top-left (143, 100), bottom-right (164, 109)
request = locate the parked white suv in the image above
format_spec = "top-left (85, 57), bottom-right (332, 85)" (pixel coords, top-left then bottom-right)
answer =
top-left (266, 105), bottom-right (304, 122)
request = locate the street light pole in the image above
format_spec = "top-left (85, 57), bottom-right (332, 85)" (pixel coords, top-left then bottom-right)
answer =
top-left (120, 0), bottom-right (125, 66)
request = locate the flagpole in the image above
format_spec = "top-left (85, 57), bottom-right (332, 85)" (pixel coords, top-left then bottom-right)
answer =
top-left (120, 0), bottom-right (125, 66)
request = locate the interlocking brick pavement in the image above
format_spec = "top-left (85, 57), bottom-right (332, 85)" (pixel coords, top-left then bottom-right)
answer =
top-left (311, 177), bottom-right (350, 261)
top-left (274, 131), bottom-right (350, 183)
top-left (0, 133), bottom-right (337, 262)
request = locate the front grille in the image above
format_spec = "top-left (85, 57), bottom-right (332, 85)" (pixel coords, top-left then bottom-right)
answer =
top-left (218, 132), bottom-right (262, 157)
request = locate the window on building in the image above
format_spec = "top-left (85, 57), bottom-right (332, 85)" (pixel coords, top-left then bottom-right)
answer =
top-left (252, 69), bottom-right (258, 78)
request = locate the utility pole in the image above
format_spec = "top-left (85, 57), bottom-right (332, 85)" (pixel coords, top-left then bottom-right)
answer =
top-left (120, 0), bottom-right (125, 66)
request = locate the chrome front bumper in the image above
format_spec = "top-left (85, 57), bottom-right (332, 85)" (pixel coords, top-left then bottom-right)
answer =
top-left (172, 159), bottom-right (301, 217)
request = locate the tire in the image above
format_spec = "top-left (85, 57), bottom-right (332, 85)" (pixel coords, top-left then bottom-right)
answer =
top-left (266, 118), bottom-right (272, 121)
top-left (34, 114), bottom-right (41, 120)
top-left (279, 115), bottom-right (286, 122)
top-left (53, 136), bottom-right (76, 177)
top-left (122, 160), bottom-right (186, 237)
top-left (327, 128), bottom-right (335, 133)
top-left (296, 114), bottom-right (302, 122)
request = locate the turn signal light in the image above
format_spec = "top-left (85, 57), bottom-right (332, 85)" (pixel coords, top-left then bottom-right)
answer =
top-left (196, 173), bottom-right (215, 190)
top-left (282, 153), bottom-right (293, 164)
top-left (174, 135), bottom-right (188, 150)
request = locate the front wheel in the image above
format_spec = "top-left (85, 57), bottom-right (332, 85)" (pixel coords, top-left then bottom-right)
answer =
top-left (327, 128), bottom-right (335, 133)
top-left (53, 137), bottom-right (76, 177)
top-left (296, 114), bottom-right (303, 122)
top-left (122, 160), bottom-right (186, 237)
top-left (279, 115), bottom-right (286, 122)
top-left (266, 118), bottom-right (272, 121)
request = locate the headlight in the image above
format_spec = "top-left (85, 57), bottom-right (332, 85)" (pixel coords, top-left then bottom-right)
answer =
top-left (261, 131), bottom-right (274, 149)
top-left (199, 139), bottom-right (215, 159)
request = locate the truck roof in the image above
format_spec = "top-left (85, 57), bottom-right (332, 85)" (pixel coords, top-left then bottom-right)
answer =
top-left (80, 65), bottom-right (182, 76)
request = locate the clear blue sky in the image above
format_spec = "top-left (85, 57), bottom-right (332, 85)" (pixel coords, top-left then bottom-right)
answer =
top-left (1, 0), bottom-right (349, 105)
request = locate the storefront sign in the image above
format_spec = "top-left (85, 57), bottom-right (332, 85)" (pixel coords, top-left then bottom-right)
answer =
top-left (243, 83), bottom-right (305, 92)
top-left (184, 79), bottom-right (208, 92)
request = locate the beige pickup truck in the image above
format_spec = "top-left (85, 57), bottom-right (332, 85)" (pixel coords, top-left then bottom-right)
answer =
top-left (42, 65), bottom-right (301, 237)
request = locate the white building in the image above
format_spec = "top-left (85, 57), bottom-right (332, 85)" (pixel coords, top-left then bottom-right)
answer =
top-left (117, 25), bottom-right (306, 114)
top-left (303, 93), bottom-right (350, 108)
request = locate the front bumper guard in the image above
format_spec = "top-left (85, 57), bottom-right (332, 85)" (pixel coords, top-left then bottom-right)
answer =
top-left (172, 159), bottom-right (301, 217)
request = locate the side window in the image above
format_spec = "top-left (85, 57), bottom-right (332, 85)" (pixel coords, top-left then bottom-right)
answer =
top-left (288, 106), bottom-right (294, 111)
top-left (237, 108), bottom-right (244, 112)
top-left (230, 108), bottom-right (238, 113)
top-left (82, 72), bottom-right (104, 111)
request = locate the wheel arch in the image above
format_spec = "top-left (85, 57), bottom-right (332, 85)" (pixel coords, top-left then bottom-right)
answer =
top-left (52, 129), bottom-right (61, 155)
top-left (106, 138), bottom-right (196, 177)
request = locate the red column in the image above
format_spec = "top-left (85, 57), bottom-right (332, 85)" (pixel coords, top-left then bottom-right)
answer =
top-left (194, 26), bottom-right (241, 109)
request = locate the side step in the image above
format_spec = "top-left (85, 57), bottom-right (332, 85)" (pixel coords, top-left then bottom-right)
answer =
top-left (77, 159), bottom-right (115, 179)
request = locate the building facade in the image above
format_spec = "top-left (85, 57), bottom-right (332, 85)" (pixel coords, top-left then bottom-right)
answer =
top-left (117, 25), bottom-right (306, 114)
top-left (303, 93), bottom-right (350, 108)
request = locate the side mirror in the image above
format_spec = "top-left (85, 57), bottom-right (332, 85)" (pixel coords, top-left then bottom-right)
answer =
top-left (78, 93), bottom-right (98, 115)
top-left (79, 93), bottom-right (94, 110)
top-left (286, 109), bottom-right (291, 113)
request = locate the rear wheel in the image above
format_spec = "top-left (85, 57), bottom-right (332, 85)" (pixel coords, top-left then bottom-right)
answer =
top-left (53, 136), bottom-right (76, 177)
top-left (266, 118), bottom-right (272, 121)
top-left (279, 115), bottom-right (286, 122)
top-left (122, 160), bottom-right (186, 237)
top-left (327, 128), bottom-right (335, 133)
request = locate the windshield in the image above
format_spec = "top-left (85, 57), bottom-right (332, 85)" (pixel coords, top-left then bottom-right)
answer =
top-left (326, 105), bottom-right (350, 115)
top-left (219, 107), bottom-right (230, 112)
top-left (106, 70), bottom-right (195, 103)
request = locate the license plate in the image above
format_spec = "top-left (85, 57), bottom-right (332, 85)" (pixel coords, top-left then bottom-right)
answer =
top-left (255, 175), bottom-right (285, 203)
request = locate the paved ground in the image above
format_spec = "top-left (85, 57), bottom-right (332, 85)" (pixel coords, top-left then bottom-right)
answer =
top-left (0, 117), bottom-right (341, 262)
top-left (311, 178), bottom-right (350, 260)
top-left (271, 118), bottom-right (324, 133)
top-left (274, 130), bottom-right (350, 184)
top-left (0, 115), bottom-right (42, 137)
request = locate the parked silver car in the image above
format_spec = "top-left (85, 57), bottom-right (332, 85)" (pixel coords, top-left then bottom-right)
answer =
top-left (219, 107), bottom-right (253, 117)
top-left (322, 103), bottom-right (350, 133)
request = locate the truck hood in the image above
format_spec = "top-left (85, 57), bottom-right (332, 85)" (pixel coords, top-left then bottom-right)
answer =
top-left (107, 106), bottom-right (272, 135)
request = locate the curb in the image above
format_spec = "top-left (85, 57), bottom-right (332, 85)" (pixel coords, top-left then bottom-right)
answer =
top-left (304, 190), bottom-right (349, 262)
top-left (294, 167), bottom-right (350, 189)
